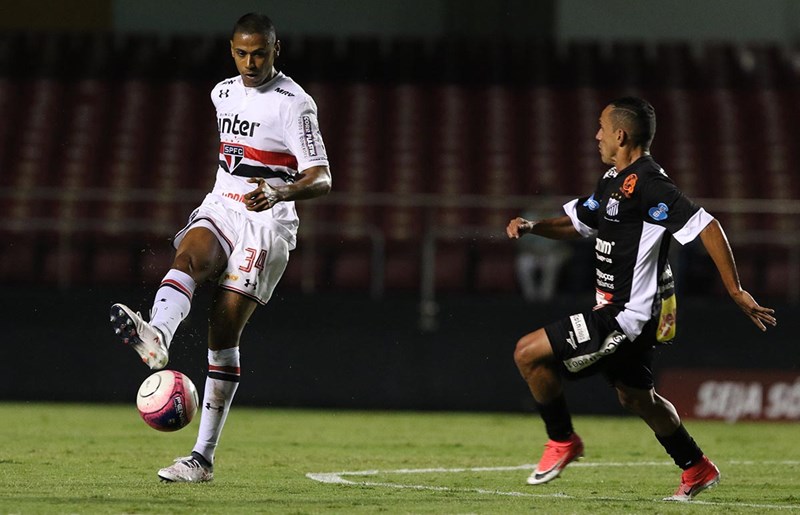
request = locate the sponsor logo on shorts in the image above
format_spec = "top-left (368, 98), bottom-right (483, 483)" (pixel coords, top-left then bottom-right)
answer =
top-left (569, 314), bottom-right (591, 343)
top-left (566, 331), bottom-right (577, 350)
top-left (649, 202), bottom-right (669, 221)
top-left (224, 273), bottom-right (240, 281)
top-left (562, 330), bottom-right (626, 372)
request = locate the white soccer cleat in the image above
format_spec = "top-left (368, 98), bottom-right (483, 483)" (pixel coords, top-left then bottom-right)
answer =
top-left (158, 455), bottom-right (214, 483)
top-left (110, 303), bottom-right (169, 370)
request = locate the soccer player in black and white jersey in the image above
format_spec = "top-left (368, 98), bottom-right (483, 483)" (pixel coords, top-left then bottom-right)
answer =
top-left (109, 13), bottom-right (331, 482)
top-left (507, 97), bottom-right (776, 501)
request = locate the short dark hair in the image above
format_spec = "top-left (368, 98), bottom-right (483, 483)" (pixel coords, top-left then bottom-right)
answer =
top-left (232, 13), bottom-right (277, 43)
top-left (609, 97), bottom-right (656, 150)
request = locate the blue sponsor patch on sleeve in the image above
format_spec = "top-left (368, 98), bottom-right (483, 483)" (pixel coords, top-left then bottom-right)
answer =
top-left (648, 202), bottom-right (669, 221)
top-left (583, 194), bottom-right (600, 211)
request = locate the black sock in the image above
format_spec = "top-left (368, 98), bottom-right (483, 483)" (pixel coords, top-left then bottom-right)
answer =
top-left (536, 394), bottom-right (574, 442)
top-left (191, 451), bottom-right (213, 469)
top-left (655, 424), bottom-right (703, 470)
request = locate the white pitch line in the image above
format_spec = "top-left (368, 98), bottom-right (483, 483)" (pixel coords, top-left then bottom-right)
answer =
top-left (306, 461), bottom-right (800, 511)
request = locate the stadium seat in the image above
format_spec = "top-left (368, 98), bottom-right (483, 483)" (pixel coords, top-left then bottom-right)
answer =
top-left (473, 243), bottom-right (518, 293)
top-left (41, 239), bottom-right (89, 286)
top-left (384, 241), bottom-right (422, 291)
top-left (0, 235), bottom-right (38, 284)
top-left (432, 241), bottom-right (470, 292)
top-left (139, 241), bottom-right (176, 284)
top-left (1, 35), bottom-right (796, 299)
top-left (91, 242), bottom-right (138, 284)
top-left (330, 241), bottom-right (375, 291)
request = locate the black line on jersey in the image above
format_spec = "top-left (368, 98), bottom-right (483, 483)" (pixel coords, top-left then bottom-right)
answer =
top-left (220, 161), bottom-right (295, 182)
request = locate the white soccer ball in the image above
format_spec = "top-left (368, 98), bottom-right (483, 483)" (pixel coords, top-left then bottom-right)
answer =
top-left (136, 370), bottom-right (199, 432)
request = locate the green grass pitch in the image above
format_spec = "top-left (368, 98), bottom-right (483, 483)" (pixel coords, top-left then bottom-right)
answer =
top-left (0, 403), bottom-right (797, 514)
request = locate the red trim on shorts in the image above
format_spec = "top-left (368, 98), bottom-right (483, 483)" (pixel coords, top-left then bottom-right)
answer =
top-left (218, 285), bottom-right (267, 305)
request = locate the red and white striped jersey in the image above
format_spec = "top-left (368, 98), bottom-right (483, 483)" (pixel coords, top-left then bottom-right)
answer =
top-left (209, 72), bottom-right (329, 248)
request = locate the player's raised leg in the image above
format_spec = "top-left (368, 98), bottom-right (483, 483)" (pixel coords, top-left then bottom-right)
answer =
top-left (110, 227), bottom-right (224, 369)
top-left (110, 303), bottom-right (169, 370)
top-left (110, 269), bottom-right (196, 370)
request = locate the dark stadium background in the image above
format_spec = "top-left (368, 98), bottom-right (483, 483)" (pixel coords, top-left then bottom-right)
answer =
top-left (1, 0), bottom-right (798, 418)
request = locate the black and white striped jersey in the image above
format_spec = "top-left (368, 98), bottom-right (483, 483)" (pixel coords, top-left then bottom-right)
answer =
top-left (564, 155), bottom-right (713, 340)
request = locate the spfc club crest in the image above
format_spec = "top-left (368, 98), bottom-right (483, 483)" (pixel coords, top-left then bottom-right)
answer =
top-left (222, 143), bottom-right (245, 172)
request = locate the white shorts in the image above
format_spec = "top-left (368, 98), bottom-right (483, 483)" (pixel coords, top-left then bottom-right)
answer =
top-left (173, 196), bottom-right (290, 305)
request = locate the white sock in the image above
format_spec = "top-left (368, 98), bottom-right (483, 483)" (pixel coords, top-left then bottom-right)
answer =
top-left (149, 269), bottom-right (195, 347)
top-left (192, 347), bottom-right (240, 465)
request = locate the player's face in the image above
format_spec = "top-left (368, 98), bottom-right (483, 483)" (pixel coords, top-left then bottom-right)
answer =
top-left (230, 31), bottom-right (280, 88)
top-left (596, 105), bottom-right (620, 165)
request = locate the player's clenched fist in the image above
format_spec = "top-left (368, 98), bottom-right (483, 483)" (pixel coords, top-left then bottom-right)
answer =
top-left (246, 177), bottom-right (282, 211)
top-left (506, 217), bottom-right (534, 239)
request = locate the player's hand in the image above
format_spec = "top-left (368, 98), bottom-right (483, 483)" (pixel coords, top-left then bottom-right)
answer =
top-left (731, 289), bottom-right (777, 331)
top-left (245, 177), bottom-right (282, 211)
top-left (506, 217), bottom-right (534, 239)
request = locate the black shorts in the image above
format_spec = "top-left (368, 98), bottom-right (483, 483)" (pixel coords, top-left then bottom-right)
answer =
top-left (544, 307), bottom-right (656, 389)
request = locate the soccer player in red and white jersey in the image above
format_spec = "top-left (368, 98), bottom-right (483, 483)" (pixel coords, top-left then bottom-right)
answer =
top-left (507, 98), bottom-right (776, 501)
top-left (110, 13), bottom-right (331, 483)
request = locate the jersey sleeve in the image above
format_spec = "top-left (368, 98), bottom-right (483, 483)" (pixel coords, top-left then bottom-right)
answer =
top-left (564, 195), bottom-right (600, 238)
top-left (282, 97), bottom-right (329, 172)
top-left (640, 174), bottom-right (713, 245)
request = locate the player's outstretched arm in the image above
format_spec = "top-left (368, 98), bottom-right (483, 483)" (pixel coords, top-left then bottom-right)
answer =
top-left (245, 165), bottom-right (331, 211)
top-left (699, 218), bottom-right (777, 331)
top-left (506, 215), bottom-right (581, 240)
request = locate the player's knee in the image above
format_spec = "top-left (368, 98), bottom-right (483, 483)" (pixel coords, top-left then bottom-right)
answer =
top-left (173, 251), bottom-right (214, 281)
top-left (513, 332), bottom-right (548, 370)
